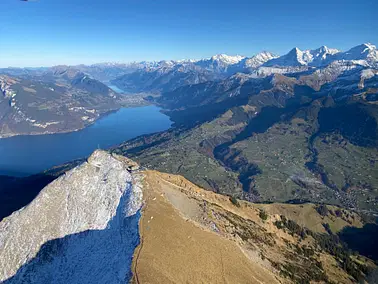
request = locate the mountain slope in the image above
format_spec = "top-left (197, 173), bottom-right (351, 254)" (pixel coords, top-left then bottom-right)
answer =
top-left (337, 43), bottom-right (378, 63)
top-left (110, 52), bottom-right (275, 93)
top-left (134, 170), bottom-right (376, 283)
top-left (109, 43), bottom-right (377, 95)
top-left (0, 152), bottom-right (375, 283)
top-left (111, 64), bottom-right (219, 94)
top-left (134, 170), bottom-right (281, 284)
top-left (115, 64), bottom-right (378, 211)
top-left (0, 68), bottom-right (139, 137)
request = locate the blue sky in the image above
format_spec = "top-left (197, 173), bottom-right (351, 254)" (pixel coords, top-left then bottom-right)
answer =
top-left (0, 0), bottom-right (377, 67)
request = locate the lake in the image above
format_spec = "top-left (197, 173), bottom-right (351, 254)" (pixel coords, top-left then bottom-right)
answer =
top-left (0, 105), bottom-right (171, 176)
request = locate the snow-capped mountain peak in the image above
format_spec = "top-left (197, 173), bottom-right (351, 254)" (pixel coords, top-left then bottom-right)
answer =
top-left (306, 46), bottom-right (341, 66)
top-left (210, 54), bottom-right (246, 64)
top-left (242, 51), bottom-right (278, 68)
top-left (84, 43), bottom-right (377, 75)
top-left (340, 43), bottom-right (378, 62)
top-left (194, 54), bottom-right (247, 73)
top-left (263, 47), bottom-right (307, 67)
top-left (356, 43), bottom-right (376, 52)
top-left (292, 47), bottom-right (308, 65)
top-left (264, 45), bottom-right (344, 67)
top-left (71, 43), bottom-right (377, 87)
top-left (254, 51), bottom-right (278, 61)
top-left (312, 46), bottom-right (340, 58)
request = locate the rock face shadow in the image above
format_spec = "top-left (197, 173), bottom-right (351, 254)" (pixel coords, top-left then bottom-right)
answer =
top-left (3, 184), bottom-right (141, 284)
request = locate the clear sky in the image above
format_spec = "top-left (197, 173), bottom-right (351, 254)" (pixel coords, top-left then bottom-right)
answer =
top-left (0, 0), bottom-right (377, 67)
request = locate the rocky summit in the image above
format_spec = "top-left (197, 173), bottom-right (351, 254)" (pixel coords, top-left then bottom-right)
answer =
top-left (0, 150), bottom-right (143, 283)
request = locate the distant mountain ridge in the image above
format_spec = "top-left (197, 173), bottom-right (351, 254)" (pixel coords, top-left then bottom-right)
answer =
top-left (90, 43), bottom-right (376, 71)
top-left (2, 43), bottom-right (376, 78)
top-left (108, 43), bottom-right (377, 93)
top-left (0, 43), bottom-right (376, 138)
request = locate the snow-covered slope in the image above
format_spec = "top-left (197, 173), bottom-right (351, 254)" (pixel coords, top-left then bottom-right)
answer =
top-left (0, 150), bottom-right (143, 283)
top-left (298, 60), bottom-right (363, 90)
top-left (111, 63), bottom-right (218, 93)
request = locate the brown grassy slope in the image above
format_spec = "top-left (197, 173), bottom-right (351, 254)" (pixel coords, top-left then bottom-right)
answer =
top-left (132, 170), bottom-right (282, 284)
top-left (132, 171), bottom-right (375, 284)
top-left (253, 203), bottom-right (363, 234)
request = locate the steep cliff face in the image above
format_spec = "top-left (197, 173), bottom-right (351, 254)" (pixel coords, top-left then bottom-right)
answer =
top-left (0, 150), bottom-right (143, 283)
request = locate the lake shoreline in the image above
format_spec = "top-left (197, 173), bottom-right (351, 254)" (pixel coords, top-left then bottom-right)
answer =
top-left (0, 84), bottom-right (153, 140)
top-left (0, 105), bottom-right (172, 176)
top-left (0, 107), bottom-right (120, 140)
top-left (0, 103), bottom-right (153, 140)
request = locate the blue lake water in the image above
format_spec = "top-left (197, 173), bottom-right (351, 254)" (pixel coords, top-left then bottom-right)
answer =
top-left (0, 105), bottom-right (172, 176)
top-left (108, 85), bottom-right (125, 93)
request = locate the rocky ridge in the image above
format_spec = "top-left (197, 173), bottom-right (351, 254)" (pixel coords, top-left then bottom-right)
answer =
top-left (0, 150), bottom-right (143, 283)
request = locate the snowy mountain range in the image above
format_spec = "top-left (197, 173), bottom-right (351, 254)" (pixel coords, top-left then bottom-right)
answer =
top-left (89, 43), bottom-right (376, 73)
top-left (1, 43), bottom-right (376, 101)
top-left (107, 43), bottom-right (377, 93)
top-left (264, 43), bottom-right (377, 68)
top-left (1, 43), bottom-right (377, 102)
top-left (263, 46), bottom-right (340, 67)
